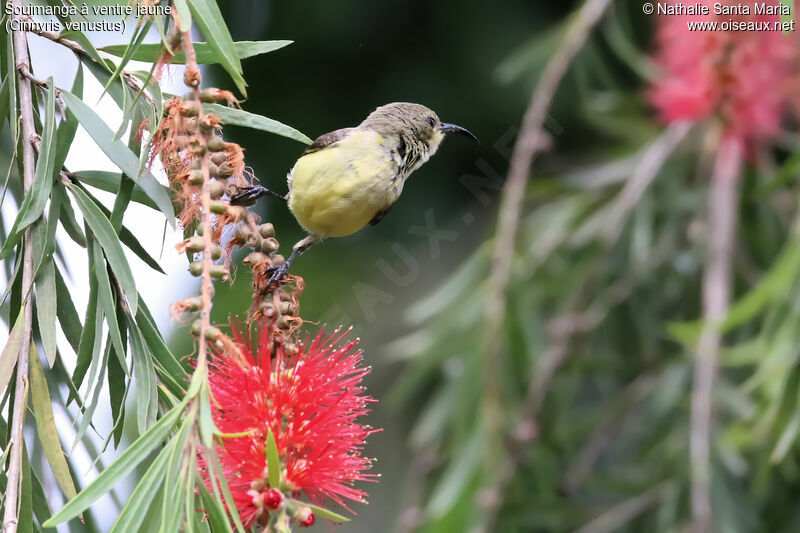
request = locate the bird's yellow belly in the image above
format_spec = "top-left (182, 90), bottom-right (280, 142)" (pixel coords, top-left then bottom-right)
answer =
top-left (288, 131), bottom-right (398, 238)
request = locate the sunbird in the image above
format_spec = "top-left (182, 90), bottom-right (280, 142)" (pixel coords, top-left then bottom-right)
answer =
top-left (231, 102), bottom-right (477, 286)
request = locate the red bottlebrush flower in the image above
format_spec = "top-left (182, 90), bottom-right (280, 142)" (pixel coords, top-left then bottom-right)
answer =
top-left (649, 1), bottom-right (800, 146)
top-left (206, 322), bottom-right (378, 528)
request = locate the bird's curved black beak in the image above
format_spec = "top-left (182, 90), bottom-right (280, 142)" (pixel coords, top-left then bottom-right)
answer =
top-left (440, 122), bottom-right (479, 143)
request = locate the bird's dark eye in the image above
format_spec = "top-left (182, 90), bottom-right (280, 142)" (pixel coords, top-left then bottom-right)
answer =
top-left (427, 117), bottom-right (436, 128)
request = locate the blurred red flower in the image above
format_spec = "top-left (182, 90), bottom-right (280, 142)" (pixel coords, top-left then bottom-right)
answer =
top-left (206, 322), bottom-right (378, 527)
top-left (650, 1), bottom-right (800, 145)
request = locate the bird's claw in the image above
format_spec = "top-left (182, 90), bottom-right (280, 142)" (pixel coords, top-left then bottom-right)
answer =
top-left (266, 262), bottom-right (291, 289)
top-left (230, 185), bottom-right (265, 206)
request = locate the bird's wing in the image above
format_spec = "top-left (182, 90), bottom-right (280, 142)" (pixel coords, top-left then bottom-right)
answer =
top-left (303, 128), bottom-right (354, 155)
top-left (369, 205), bottom-right (393, 226)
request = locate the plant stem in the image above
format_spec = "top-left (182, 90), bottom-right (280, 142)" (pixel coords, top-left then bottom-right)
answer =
top-left (690, 135), bottom-right (742, 533)
top-left (4, 3), bottom-right (37, 532)
top-left (478, 0), bottom-right (611, 525)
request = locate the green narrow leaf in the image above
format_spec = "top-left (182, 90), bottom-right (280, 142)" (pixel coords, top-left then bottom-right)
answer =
top-left (128, 320), bottom-right (155, 434)
top-left (66, 183), bottom-right (138, 314)
top-left (71, 244), bottom-right (99, 395)
top-left (43, 400), bottom-right (188, 527)
top-left (71, 170), bottom-right (169, 211)
top-left (0, 309), bottom-right (24, 398)
top-left (187, 0), bottom-right (247, 96)
top-left (100, 40), bottom-right (292, 64)
top-left (19, 441), bottom-right (34, 533)
top-left (34, 257), bottom-right (57, 366)
top-left (109, 439), bottom-right (172, 533)
top-left (172, 0), bottom-right (192, 30)
top-left (197, 482), bottom-right (232, 533)
top-left (136, 302), bottom-right (187, 394)
top-left (59, 91), bottom-right (175, 223)
top-left (90, 242), bottom-right (127, 366)
top-left (56, 185), bottom-right (87, 247)
top-left (290, 500), bottom-right (350, 523)
top-left (266, 428), bottom-right (281, 489)
top-left (30, 345), bottom-right (78, 502)
top-left (0, 78), bottom-right (57, 259)
top-left (54, 267), bottom-right (82, 353)
top-left (53, 64), bottom-right (84, 177)
top-left (204, 103), bottom-right (312, 145)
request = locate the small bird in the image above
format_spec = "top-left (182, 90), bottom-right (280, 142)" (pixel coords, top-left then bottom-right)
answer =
top-left (231, 102), bottom-right (477, 286)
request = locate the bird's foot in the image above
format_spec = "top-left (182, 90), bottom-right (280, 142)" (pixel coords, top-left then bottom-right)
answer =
top-left (266, 261), bottom-right (292, 289)
top-left (230, 186), bottom-right (267, 206)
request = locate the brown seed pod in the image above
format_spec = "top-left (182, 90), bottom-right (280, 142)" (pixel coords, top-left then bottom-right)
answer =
top-left (216, 162), bottom-right (234, 178)
top-left (190, 319), bottom-right (202, 337)
top-left (225, 205), bottom-right (249, 222)
top-left (188, 170), bottom-right (204, 185)
top-left (189, 261), bottom-right (203, 276)
top-left (211, 152), bottom-right (228, 165)
top-left (234, 226), bottom-right (252, 244)
top-left (276, 316), bottom-right (292, 330)
top-left (271, 254), bottom-right (285, 266)
top-left (244, 252), bottom-right (268, 264)
top-left (210, 265), bottom-right (229, 280)
top-left (260, 237), bottom-right (279, 254)
top-left (204, 326), bottom-right (222, 341)
top-left (179, 100), bottom-right (200, 117)
top-left (210, 200), bottom-right (228, 214)
top-left (184, 236), bottom-right (205, 253)
top-left (209, 180), bottom-right (226, 200)
top-left (211, 245), bottom-right (224, 260)
top-left (258, 223), bottom-right (275, 239)
top-left (207, 135), bottom-right (225, 152)
top-left (279, 301), bottom-right (296, 315)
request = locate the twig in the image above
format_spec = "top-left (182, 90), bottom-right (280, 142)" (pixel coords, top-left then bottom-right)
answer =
top-left (690, 136), bottom-right (742, 533)
top-left (602, 122), bottom-right (692, 242)
top-left (180, 32), bottom-right (213, 371)
top-left (24, 18), bottom-right (155, 107)
top-left (4, 5), bottom-right (38, 532)
top-left (478, 0), bottom-right (612, 521)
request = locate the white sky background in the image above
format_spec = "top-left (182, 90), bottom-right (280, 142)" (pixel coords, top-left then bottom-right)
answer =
top-left (1, 20), bottom-right (197, 530)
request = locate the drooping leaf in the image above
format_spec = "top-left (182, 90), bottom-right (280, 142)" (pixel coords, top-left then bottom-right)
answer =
top-left (0, 78), bottom-right (57, 259)
top-left (60, 90), bottom-right (175, 223)
top-left (43, 400), bottom-right (187, 527)
top-left (66, 183), bottom-right (138, 314)
top-left (187, 0), bottom-right (247, 96)
top-left (54, 267), bottom-right (82, 353)
top-left (30, 345), bottom-right (78, 501)
top-left (0, 309), bottom-right (24, 398)
top-left (204, 103), bottom-right (312, 145)
top-left (100, 40), bottom-right (292, 64)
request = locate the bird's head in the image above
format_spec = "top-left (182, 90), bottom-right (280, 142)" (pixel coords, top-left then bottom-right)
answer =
top-left (361, 102), bottom-right (477, 157)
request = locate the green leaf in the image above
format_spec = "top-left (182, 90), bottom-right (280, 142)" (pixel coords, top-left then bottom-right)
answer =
top-left (136, 302), bottom-right (186, 394)
top-left (53, 64), bottom-right (84, 178)
top-left (100, 40), bottom-right (292, 65)
top-left (129, 319), bottom-right (156, 434)
top-left (291, 500), bottom-right (351, 523)
top-left (43, 400), bottom-right (187, 527)
top-left (204, 103), bottom-right (312, 145)
top-left (91, 234), bottom-right (127, 363)
top-left (187, 0), bottom-right (247, 96)
top-left (0, 78), bottom-right (57, 259)
top-left (197, 483), bottom-right (232, 533)
top-left (71, 170), bottom-right (170, 211)
top-left (172, 0), bottom-right (192, 30)
top-left (266, 428), bottom-right (281, 489)
top-left (60, 90), bottom-right (175, 224)
top-left (56, 185), bottom-right (87, 247)
top-left (30, 346), bottom-right (78, 502)
top-left (426, 429), bottom-right (483, 518)
top-left (34, 257), bottom-right (57, 366)
top-left (54, 267), bottom-right (82, 353)
top-left (109, 438), bottom-right (172, 533)
top-left (66, 183), bottom-right (138, 314)
top-left (0, 309), bottom-right (24, 399)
